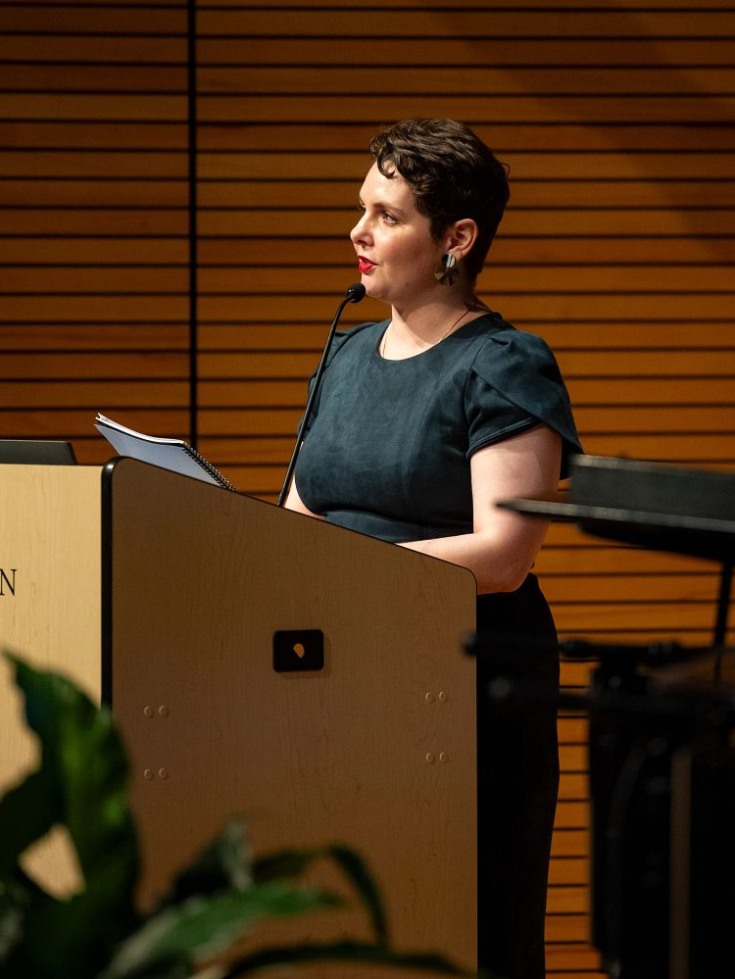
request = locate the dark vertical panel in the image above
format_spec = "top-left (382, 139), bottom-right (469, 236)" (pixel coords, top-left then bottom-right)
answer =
top-left (187, 0), bottom-right (199, 446)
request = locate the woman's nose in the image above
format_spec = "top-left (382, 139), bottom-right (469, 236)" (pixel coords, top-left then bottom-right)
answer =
top-left (350, 213), bottom-right (369, 245)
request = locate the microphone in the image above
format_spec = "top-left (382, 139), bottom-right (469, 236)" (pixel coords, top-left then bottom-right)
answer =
top-left (345, 282), bottom-right (366, 304)
top-left (277, 284), bottom-right (366, 507)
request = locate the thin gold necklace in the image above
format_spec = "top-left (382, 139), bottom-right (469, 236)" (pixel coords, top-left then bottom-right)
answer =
top-left (380, 306), bottom-right (471, 359)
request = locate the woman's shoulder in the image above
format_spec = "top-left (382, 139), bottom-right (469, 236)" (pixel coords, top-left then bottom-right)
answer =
top-left (463, 313), bottom-right (582, 461)
top-left (466, 314), bottom-right (562, 383)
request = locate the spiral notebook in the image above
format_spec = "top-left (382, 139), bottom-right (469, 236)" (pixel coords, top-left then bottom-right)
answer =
top-left (95, 413), bottom-right (236, 491)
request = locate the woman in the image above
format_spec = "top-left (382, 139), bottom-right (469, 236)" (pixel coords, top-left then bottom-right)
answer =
top-left (286, 118), bottom-right (582, 979)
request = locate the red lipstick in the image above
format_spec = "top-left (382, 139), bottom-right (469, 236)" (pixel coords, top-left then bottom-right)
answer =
top-left (357, 257), bottom-right (376, 274)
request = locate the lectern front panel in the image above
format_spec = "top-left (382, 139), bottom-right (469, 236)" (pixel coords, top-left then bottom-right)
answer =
top-left (105, 459), bottom-right (477, 975)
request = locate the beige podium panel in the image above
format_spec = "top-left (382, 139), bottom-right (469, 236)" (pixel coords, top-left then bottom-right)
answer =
top-left (0, 463), bottom-right (102, 893)
top-left (1, 459), bottom-right (478, 973)
top-left (106, 459), bottom-right (477, 973)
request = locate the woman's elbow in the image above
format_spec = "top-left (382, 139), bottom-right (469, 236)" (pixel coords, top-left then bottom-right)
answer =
top-left (475, 549), bottom-right (540, 595)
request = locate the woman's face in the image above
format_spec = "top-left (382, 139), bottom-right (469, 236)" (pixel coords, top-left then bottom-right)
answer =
top-left (350, 163), bottom-right (445, 307)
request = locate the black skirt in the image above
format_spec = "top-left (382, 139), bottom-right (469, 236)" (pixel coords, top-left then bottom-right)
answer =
top-left (476, 574), bottom-right (560, 979)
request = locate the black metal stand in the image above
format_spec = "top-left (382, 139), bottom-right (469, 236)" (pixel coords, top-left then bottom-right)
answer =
top-left (467, 631), bottom-right (735, 979)
top-left (488, 453), bottom-right (735, 979)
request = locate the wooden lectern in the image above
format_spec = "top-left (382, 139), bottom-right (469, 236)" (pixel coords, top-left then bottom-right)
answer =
top-left (0, 459), bottom-right (477, 973)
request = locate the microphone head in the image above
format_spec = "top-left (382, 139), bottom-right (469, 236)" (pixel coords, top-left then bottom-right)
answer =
top-left (345, 283), bottom-right (366, 304)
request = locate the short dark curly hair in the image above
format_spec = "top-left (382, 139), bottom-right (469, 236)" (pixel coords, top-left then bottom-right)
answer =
top-left (368, 118), bottom-right (510, 280)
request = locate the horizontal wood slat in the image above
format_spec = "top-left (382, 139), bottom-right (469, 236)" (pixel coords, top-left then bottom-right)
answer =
top-left (0, 239), bottom-right (188, 264)
top-left (200, 184), bottom-right (735, 211)
top-left (194, 9), bottom-right (735, 36)
top-left (0, 181), bottom-right (190, 207)
top-left (199, 37), bottom-right (735, 69)
top-left (13, 0), bottom-right (734, 11)
top-left (545, 916), bottom-right (593, 944)
top-left (12, 34), bottom-right (734, 65)
top-left (0, 297), bottom-right (189, 320)
top-left (0, 95), bottom-right (187, 119)
top-left (194, 66), bottom-right (735, 96)
top-left (0, 65), bottom-right (187, 91)
top-left (5, 65), bottom-right (735, 97)
top-left (3, 121), bottom-right (732, 154)
top-left (0, 353), bottom-right (189, 379)
top-left (542, 543), bottom-right (724, 569)
top-left (0, 7), bottom-right (187, 33)
top-left (195, 0), bottom-right (735, 8)
top-left (543, 575), bottom-right (721, 604)
top-left (193, 95), bottom-right (735, 123)
top-left (0, 152), bottom-right (188, 177)
top-left (566, 377), bottom-right (735, 405)
top-left (2, 36), bottom-right (186, 61)
top-left (191, 152), bottom-right (735, 181)
top-left (193, 122), bottom-right (735, 152)
top-left (0, 269), bottom-right (189, 291)
top-left (0, 122), bottom-right (188, 150)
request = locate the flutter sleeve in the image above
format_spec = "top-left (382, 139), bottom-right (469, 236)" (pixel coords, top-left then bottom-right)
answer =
top-left (465, 328), bottom-right (582, 478)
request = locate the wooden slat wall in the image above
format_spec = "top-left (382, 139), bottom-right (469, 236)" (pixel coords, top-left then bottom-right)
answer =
top-left (2, 3), bottom-right (734, 977)
top-left (0, 0), bottom-right (192, 455)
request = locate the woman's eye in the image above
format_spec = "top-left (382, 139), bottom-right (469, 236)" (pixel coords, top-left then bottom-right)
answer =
top-left (382, 212), bottom-right (397, 225)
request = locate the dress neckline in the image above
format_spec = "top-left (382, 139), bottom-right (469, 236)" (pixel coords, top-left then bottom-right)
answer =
top-left (374, 311), bottom-right (495, 363)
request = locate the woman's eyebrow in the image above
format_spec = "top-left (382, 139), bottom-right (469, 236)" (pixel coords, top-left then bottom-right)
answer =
top-left (360, 196), bottom-right (406, 217)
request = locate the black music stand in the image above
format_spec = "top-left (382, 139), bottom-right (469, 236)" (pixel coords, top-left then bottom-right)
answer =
top-left (495, 454), bottom-right (735, 979)
top-left (499, 453), bottom-right (735, 647)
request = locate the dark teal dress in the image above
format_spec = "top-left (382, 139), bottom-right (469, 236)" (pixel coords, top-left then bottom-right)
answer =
top-left (295, 312), bottom-right (582, 979)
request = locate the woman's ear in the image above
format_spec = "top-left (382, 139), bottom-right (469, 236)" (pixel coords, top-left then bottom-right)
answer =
top-left (445, 218), bottom-right (479, 261)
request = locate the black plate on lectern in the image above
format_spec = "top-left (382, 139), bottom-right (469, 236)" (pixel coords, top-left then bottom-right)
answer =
top-left (499, 454), bottom-right (735, 561)
top-left (0, 439), bottom-right (77, 465)
top-left (273, 629), bottom-right (324, 673)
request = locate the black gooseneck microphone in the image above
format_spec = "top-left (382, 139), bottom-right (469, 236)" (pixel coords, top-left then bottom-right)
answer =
top-left (277, 283), bottom-right (366, 507)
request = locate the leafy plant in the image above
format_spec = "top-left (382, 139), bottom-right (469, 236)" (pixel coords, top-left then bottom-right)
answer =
top-left (0, 652), bottom-right (475, 978)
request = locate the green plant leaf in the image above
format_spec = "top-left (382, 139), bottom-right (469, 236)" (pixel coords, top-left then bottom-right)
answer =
top-left (323, 845), bottom-right (388, 945)
top-left (0, 889), bottom-right (24, 962)
top-left (218, 939), bottom-right (477, 977)
top-left (0, 770), bottom-right (58, 883)
top-left (5, 653), bottom-right (137, 887)
top-left (254, 843), bottom-right (388, 944)
top-left (0, 652), bottom-right (140, 978)
top-left (154, 820), bottom-right (253, 913)
top-left (0, 653), bottom-right (476, 979)
top-left (98, 881), bottom-right (342, 979)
